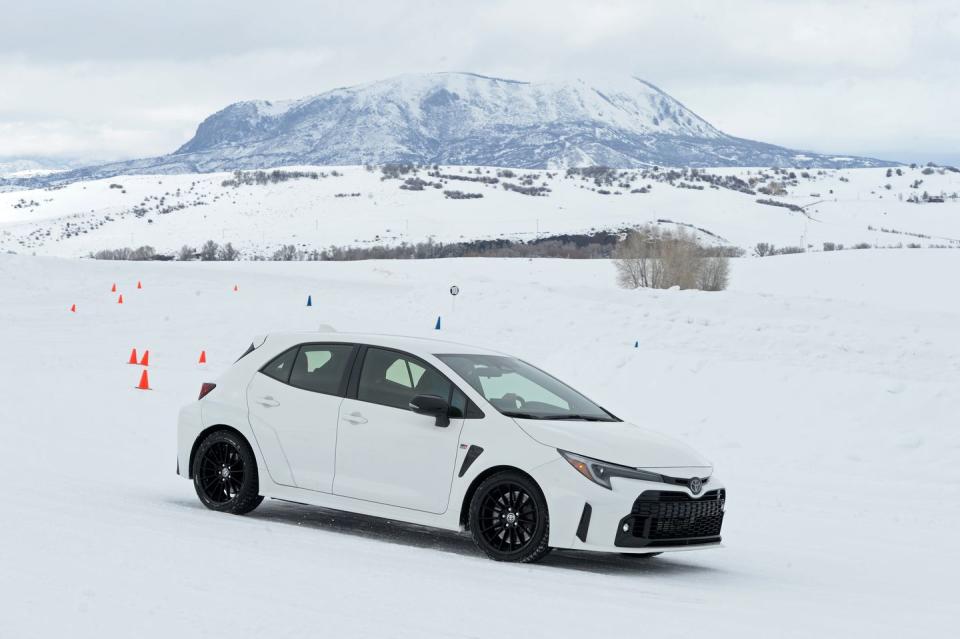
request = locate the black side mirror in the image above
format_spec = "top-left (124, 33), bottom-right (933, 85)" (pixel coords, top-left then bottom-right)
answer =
top-left (409, 394), bottom-right (450, 427)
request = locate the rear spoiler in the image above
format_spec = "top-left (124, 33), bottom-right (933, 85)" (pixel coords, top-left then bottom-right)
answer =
top-left (236, 333), bottom-right (269, 362)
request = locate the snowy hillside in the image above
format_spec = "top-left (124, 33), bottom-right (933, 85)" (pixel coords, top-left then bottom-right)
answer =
top-left (0, 250), bottom-right (957, 638)
top-left (0, 73), bottom-right (893, 189)
top-left (1, 163), bottom-right (957, 258)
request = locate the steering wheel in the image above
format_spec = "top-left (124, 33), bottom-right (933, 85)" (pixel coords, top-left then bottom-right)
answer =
top-left (500, 393), bottom-right (526, 409)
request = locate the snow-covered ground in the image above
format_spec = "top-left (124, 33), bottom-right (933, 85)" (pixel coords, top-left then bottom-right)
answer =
top-left (1, 250), bottom-right (957, 637)
top-left (2, 164), bottom-right (958, 257)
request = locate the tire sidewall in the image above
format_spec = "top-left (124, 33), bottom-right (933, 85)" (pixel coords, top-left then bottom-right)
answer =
top-left (469, 471), bottom-right (550, 562)
top-left (192, 430), bottom-right (259, 512)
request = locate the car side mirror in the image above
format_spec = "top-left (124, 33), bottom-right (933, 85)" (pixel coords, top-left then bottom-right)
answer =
top-left (409, 394), bottom-right (450, 427)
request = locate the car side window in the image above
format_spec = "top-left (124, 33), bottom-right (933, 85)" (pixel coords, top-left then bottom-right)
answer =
top-left (450, 387), bottom-right (468, 418)
top-left (358, 348), bottom-right (452, 411)
top-left (288, 344), bottom-right (354, 395)
top-left (261, 347), bottom-right (298, 384)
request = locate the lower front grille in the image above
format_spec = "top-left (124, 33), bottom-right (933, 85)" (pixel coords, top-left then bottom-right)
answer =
top-left (615, 489), bottom-right (725, 548)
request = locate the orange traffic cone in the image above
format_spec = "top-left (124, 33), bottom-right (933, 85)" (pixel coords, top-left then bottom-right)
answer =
top-left (111, 283), bottom-right (117, 292)
top-left (198, 350), bottom-right (207, 364)
top-left (233, 284), bottom-right (238, 292)
top-left (117, 294), bottom-right (124, 304)
top-left (139, 350), bottom-right (150, 366)
top-left (128, 348), bottom-right (139, 364)
top-left (137, 280), bottom-right (142, 289)
top-left (136, 369), bottom-right (151, 390)
top-left (70, 303), bottom-right (76, 313)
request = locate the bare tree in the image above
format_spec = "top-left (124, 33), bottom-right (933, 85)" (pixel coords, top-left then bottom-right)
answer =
top-left (177, 245), bottom-right (195, 261)
top-left (272, 244), bottom-right (299, 261)
top-left (659, 228), bottom-right (700, 289)
top-left (199, 240), bottom-right (220, 261)
top-left (217, 242), bottom-right (239, 261)
top-left (613, 227), bottom-right (656, 288)
top-left (129, 245), bottom-right (156, 261)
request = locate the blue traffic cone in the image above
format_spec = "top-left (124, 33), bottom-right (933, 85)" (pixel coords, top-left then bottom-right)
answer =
top-left (435, 316), bottom-right (442, 330)
top-left (306, 295), bottom-right (313, 307)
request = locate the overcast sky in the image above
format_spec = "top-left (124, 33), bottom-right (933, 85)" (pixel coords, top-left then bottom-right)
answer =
top-left (2, 0), bottom-right (958, 165)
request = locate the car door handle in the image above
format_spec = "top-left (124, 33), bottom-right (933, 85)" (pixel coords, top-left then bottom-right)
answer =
top-left (256, 395), bottom-right (280, 408)
top-left (341, 412), bottom-right (368, 425)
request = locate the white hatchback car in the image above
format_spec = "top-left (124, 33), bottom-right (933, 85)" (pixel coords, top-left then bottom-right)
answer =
top-left (177, 332), bottom-right (725, 562)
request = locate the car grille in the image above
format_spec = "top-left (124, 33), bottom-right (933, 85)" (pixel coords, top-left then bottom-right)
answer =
top-left (616, 489), bottom-right (725, 547)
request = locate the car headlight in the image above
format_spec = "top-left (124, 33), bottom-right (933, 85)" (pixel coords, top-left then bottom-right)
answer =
top-left (558, 450), bottom-right (665, 490)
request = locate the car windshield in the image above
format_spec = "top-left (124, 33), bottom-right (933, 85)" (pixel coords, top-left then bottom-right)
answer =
top-left (436, 354), bottom-right (618, 421)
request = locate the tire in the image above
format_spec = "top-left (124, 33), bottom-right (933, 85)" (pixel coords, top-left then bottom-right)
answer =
top-left (192, 429), bottom-right (264, 515)
top-left (469, 471), bottom-right (551, 563)
top-left (621, 552), bottom-right (662, 559)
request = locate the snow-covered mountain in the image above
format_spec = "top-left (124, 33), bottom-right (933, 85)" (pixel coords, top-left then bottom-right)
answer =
top-left (3, 73), bottom-right (894, 189)
top-left (0, 156), bottom-right (85, 179)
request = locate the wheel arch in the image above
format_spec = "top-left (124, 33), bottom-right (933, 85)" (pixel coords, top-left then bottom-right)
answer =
top-left (458, 465), bottom-right (546, 529)
top-left (188, 424), bottom-right (254, 479)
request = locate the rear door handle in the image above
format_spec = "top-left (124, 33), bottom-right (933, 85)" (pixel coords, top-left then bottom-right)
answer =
top-left (257, 395), bottom-right (280, 408)
top-left (341, 412), bottom-right (368, 425)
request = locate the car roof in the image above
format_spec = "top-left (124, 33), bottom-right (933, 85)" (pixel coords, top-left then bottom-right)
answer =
top-left (263, 331), bottom-right (508, 358)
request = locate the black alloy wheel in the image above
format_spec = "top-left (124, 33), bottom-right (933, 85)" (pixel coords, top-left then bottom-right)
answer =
top-left (469, 471), bottom-right (551, 563)
top-left (193, 430), bottom-right (263, 515)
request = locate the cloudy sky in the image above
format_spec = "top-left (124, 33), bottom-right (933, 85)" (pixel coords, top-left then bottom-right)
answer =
top-left (2, 0), bottom-right (958, 165)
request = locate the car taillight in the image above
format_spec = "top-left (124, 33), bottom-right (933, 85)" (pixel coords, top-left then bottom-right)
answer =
top-left (198, 383), bottom-right (217, 400)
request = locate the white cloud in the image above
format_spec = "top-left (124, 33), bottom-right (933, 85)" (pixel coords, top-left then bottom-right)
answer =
top-left (1, 0), bottom-right (957, 164)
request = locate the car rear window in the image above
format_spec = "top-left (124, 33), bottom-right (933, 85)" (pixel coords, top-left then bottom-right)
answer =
top-left (261, 347), bottom-right (298, 384)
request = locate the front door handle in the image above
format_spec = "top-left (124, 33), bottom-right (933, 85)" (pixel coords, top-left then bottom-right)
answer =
top-left (341, 412), bottom-right (368, 425)
top-left (257, 395), bottom-right (280, 408)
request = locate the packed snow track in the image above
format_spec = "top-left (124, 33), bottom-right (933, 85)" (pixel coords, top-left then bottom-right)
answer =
top-left (0, 252), bottom-right (957, 638)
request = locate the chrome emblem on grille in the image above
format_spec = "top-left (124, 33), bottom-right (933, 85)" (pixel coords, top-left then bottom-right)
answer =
top-left (689, 477), bottom-right (703, 495)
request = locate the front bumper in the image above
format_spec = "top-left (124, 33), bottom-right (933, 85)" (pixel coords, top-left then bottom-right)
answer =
top-left (613, 488), bottom-right (725, 548)
top-left (532, 458), bottom-right (726, 553)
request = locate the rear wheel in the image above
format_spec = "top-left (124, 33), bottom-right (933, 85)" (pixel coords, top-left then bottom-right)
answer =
top-left (469, 471), bottom-right (551, 563)
top-left (192, 430), bottom-right (263, 515)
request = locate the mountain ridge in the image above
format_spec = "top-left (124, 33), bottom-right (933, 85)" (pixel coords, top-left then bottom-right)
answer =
top-left (2, 72), bottom-right (896, 189)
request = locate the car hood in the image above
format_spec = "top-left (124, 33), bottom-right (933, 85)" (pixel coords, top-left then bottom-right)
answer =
top-left (513, 418), bottom-right (712, 470)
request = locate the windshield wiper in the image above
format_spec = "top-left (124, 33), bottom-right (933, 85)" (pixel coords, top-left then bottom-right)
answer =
top-left (501, 411), bottom-right (612, 421)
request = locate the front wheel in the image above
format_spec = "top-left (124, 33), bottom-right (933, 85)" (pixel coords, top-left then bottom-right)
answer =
top-left (469, 471), bottom-right (551, 563)
top-left (192, 430), bottom-right (263, 515)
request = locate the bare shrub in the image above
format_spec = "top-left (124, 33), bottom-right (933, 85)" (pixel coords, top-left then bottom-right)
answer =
top-left (774, 246), bottom-right (805, 255)
top-left (613, 225), bottom-right (730, 291)
top-left (698, 256), bottom-right (729, 291)
top-left (754, 242), bottom-right (775, 257)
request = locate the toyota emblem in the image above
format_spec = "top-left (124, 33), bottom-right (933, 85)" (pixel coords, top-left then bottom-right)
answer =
top-left (689, 477), bottom-right (703, 495)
